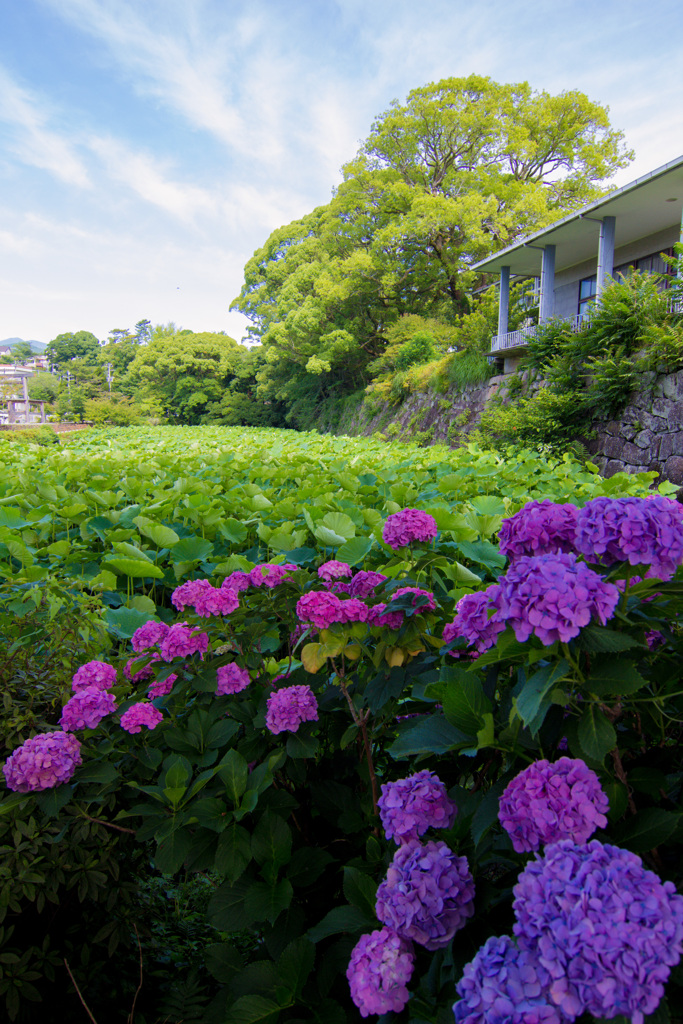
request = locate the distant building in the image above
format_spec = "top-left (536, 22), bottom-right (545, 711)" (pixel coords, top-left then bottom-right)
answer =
top-left (472, 155), bottom-right (683, 372)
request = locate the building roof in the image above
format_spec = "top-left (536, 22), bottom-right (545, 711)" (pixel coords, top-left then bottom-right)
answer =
top-left (471, 154), bottom-right (683, 276)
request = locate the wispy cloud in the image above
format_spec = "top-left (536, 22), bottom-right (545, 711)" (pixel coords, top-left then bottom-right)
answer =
top-left (0, 65), bottom-right (91, 187)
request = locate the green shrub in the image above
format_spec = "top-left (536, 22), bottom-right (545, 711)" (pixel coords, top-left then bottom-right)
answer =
top-left (393, 331), bottom-right (437, 371)
top-left (443, 350), bottom-right (493, 390)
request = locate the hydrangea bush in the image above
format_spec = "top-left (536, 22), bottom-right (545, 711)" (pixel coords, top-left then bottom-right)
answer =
top-left (4, 493), bottom-right (683, 1021)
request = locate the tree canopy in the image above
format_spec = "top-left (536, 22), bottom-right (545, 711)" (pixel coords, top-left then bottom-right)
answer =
top-left (232, 75), bottom-right (632, 425)
top-left (45, 330), bottom-right (100, 368)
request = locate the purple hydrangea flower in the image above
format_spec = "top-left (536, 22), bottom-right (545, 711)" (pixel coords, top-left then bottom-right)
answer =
top-left (379, 770), bottom-right (457, 844)
top-left (443, 588), bottom-right (505, 655)
top-left (513, 839), bottom-right (683, 1023)
top-left (318, 560), bottom-right (353, 583)
top-left (131, 619), bottom-right (169, 653)
top-left (120, 703), bottom-right (164, 734)
top-left (453, 934), bottom-right (564, 1024)
top-left (383, 509), bottom-right (438, 549)
top-left (249, 562), bottom-right (296, 588)
top-left (222, 570), bottom-right (251, 592)
top-left (265, 684), bottom-right (318, 735)
top-left (367, 603), bottom-right (404, 631)
top-left (495, 553), bottom-right (619, 646)
top-left (338, 570), bottom-right (388, 598)
top-left (337, 597), bottom-right (369, 623)
top-left (60, 688), bottom-right (117, 731)
top-left (159, 624), bottom-right (209, 661)
top-left (216, 663), bottom-right (251, 695)
top-left (392, 586), bottom-right (437, 612)
top-left (296, 591), bottom-right (344, 629)
top-left (3, 732), bottom-right (82, 792)
top-left (172, 579), bottom-right (239, 617)
top-left (499, 758), bottom-right (609, 853)
top-left (347, 927), bottom-right (414, 1018)
top-left (575, 495), bottom-right (683, 581)
top-left (147, 674), bottom-right (177, 699)
top-left (375, 839), bottom-right (475, 949)
top-left (72, 660), bottom-right (117, 692)
top-left (499, 500), bottom-right (579, 562)
top-left (123, 655), bottom-right (156, 683)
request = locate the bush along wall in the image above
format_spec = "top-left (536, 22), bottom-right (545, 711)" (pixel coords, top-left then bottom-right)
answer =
top-left (4, 498), bottom-right (683, 1022)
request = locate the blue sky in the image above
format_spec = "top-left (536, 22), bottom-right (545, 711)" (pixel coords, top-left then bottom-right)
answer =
top-left (1, 0), bottom-right (682, 345)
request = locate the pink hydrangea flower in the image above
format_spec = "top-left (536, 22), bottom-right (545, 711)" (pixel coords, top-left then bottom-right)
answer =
top-left (60, 688), bottom-right (117, 731)
top-left (120, 703), bottom-right (164, 734)
top-left (367, 603), bottom-right (404, 631)
top-left (265, 684), bottom-right (318, 735)
top-left (147, 674), bottom-right (177, 699)
top-left (337, 598), bottom-right (369, 623)
top-left (318, 560), bottom-right (353, 583)
top-left (382, 509), bottom-right (438, 549)
top-left (3, 732), bottom-right (82, 792)
top-left (222, 570), bottom-right (251, 592)
top-left (347, 928), bottom-right (414, 1018)
top-left (342, 570), bottom-right (388, 598)
top-left (172, 579), bottom-right (239, 617)
top-left (499, 757), bottom-right (609, 852)
top-left (131, 620), bottom-right (169, 653)
top-left (159, 624), bottom-right (209, 661)
top-left (249, 563), bottom-right (296, 588)
top-left (392, 586), bottom-right (437, 612)
top-left (296, 591), bottom-right (344, 629)
top-left (123, 655), bottom-right (156, 683)
top-left (72, 661), bottom-right (117, 692)
top-left (216, 664), bottom-right (251, 696)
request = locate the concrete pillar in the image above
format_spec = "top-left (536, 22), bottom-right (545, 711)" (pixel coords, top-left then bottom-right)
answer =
top-left (22, 376), bottom-right (30, 424)
top-left (497, 266), bottom-right (510, 341)
top-left (40, 402), bottom-right (46, 423)
top-left (596, 216), bottom-right (616, 298)
top-left (539, 245), bottom-right (556, 322)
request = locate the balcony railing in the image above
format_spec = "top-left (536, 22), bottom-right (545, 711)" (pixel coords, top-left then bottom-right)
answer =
top-left (490, 313), bottom-right (592, 354)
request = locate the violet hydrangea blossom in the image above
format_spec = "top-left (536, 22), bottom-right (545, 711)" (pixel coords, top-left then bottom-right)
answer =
top-left (249, 563), bottom-right (296, 588)
top-left (60, 688), bottom-right (117, 732)
top-left (216, 663), bottom-right (251, 696)
top-left (382, 508), bottom-right (438, 549)
top-left (375, 839), bottom-right (475, 949)
top-left (498, 499), bottom-right (579, 562)
top-left (72, 660), bottom-right (117, 692)
top-left (148, 674), bottom-right (177, 699)
top-left (498, 757), bottom-right (609, 852)
top-left (513, 839), bottom-right (683, 1023)
top-left (159, 624), bottom-right (209, 661)
top-left (392, 586), bottom-right (437, 612)
top-left (367, 603), bottom-right (404, 631)
top-left (318, 560), bottom-right (353, 583)
top-left (131, 620), bottom-right (169, 653)
top-left (172, 578), bottom-right (239, 617)
top-left (495, 552), bottom-right (620, 646)
top-left (575, 495), bottom-right (683, 581)
top-left (3, 732), bottom-right (83, 792)
top-left (443, 588), bottom-right (504, 655)
top-left (265, 684), bottom-right (318, 735)
top-left (346, 927), bottom-right (414, 1018)
top-left (120, 703), bottom-right (164, 734)
top-left (378, 770), bottom-right (456, 844)
top-left (453, 934), bottom-right (564, 1024)
top-left (341, 570), bottom-right (388, 598)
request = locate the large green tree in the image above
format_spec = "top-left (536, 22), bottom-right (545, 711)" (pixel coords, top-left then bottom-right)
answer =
top-left (232, 75), bottom-right (632, 421)
top-left (45, 330), bottom-right (100, 368)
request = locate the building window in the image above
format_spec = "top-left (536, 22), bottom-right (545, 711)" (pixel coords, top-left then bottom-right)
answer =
top-left (578, 275), bottom-right (596, 316)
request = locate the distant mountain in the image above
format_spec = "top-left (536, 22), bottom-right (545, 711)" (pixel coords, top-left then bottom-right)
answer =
top-left (0, 338), bottom-right (47, 352)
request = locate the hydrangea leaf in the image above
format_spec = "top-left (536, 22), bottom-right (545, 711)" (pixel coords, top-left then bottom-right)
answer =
top-left (577, 705), bottom-right (617, 762)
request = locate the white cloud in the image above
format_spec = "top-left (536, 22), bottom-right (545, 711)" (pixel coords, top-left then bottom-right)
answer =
top-left (0, 65), bottom-right (91, 187)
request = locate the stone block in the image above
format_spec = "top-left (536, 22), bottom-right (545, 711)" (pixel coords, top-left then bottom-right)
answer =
top-left (621, 441), bottom-right (646, 465)
top-left (600, 435), bottom-right (624, 460)
top-left (667, 403), bottom-right (683, 430)
top-left (664, 456), bottom-right (683, 485)
top-left (662, 375), bottom-right (679, 400)
top-left (604, 459), bottom-right (626, 477)
top-left (634, 429), bottom-right (655, 451)
top-left (638, 410), bottom-right (666, 432)
top-left (651, 397), bottom-right (669, 417)
top-left (659, 434), bottom-right (675, 461)
top-left (621, 424), bottom-right (636, 441)
top-left (673, 433), bottom-right (683, 457)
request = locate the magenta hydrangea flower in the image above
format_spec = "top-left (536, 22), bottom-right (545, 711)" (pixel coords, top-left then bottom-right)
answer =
top-left (575, 495), bottom-right (683, 581)
top-left (296, 591), bottom-right (344, 629)
top-left (378, 770), bottom-right (456, 844)
top-left (513, 839), bottom-right (683, 1023)
top-left (499, 500), bottom-right (579, 562)
top-left (343, 570), bottom-right (388, 598)
top-left (159, 624), bottom-right (209, 661)
top-left (147, 672), bottom-right (177, 699)
top-left (392, 586), bottom-right (437, 612)
top-left (172, 579), bottom-right (239, 617)
top-left (249, 563), bottom-right (296, 588)
top-left (495, 553), bottom-right (619, 646)
top-left (222, 570), bottom-right (251, 592)
top-left (383, 508), bottom-right (438, 549)
top-left (60, 688), bottom-right (117, 731)
top-left (318, 560), bottom-right (353, 583)
top-left (216, 663), bottom-right (251, 696)
top-left (347, 928), bottom-right (414, 1018)
top-left (337, 598), bottom-right (369, 623)
top-left (265, 684), bottom-right (318, 735)
top-left (453, 934), bottom-right (564, 1024)
top-left (375, 839), bottom-right (475, 950)
top-left (123, 656), bottom-right (156, 683)
top-left (131, 619), bottom-right (170, 653)
top-left (72, 660), bottom-right (117, 692)
top-left (3, 732), bottom-right (82, 792)
top-left (120, 703), bottom-right (164, 734)
top-left (443, 588), bottom-right (505, 655)
top-left (367, 603), bottom-right (404, 631)
top-left (499, 757), bottom-right (609, 853)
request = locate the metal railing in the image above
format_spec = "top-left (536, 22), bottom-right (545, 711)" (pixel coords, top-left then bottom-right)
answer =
top-left (490, 313), bottom-right (592, 353)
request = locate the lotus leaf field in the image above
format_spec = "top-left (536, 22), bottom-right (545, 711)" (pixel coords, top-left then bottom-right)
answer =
top-left (3, 426), bottom-right (683, 1024)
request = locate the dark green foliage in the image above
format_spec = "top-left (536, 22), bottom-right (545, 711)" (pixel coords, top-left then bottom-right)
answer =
top-left (394, 332), bottom-right (438, 371)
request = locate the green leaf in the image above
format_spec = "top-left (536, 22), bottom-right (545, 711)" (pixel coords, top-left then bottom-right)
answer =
top-left (134, 515), bottom-right (179, 547)
top-left (104, 556), bottom-right (164, 578)
top-left (577, 625), bottom-right (642, 653)
top-left (314, 525), bottom-right (346, 547)
top-left (220, 518), bottom-right (249, 545)
top-left (35, 785), bottom-right (73, 817)
top-left (205, 942), bottom-right (242, 983)
top-left (223, 995), bottom-right (281, 1024)
top-left (587, 657), bottom-right (648, 697)
top-left (614, 808), bottom-right (681, 853)
top-left (220, 749), bottom-right (249, 805)
top-left (277, 938), bottom-right (315, 999)
top-left (104, 606), bottom-right (155, 639)
top-left (343, 866), bottom-right (377, 920)
top-left (366, 667), bottom-right (406, 713)
top-left (215, 824), bottom-right (252, 881)
top-left (252, 811), bottom-right (292, 869)
top-left (577, 705), bottom-right (617, 762)
top-left (516, 659), bottom-right (570, 733)
top-left (442, 672), bottom-right (492, 735)
top-left (389, 715), bottom-right (470, 758)
top-left (286, 729), bottom-right (319, 759)
top-left (307, 905), bottom-right (371, 942)
top-left (208, 878), bottom-right (257, 931)
top-left (171, 536), bottom-right (214, 562)
top-left (336, 536), bottom-right (373, 565)
top-left (244, 878), bottom-right (293, 925)
top-left (154, 826), bottom-right (193, 874)
top-left (320, 511), bottom-right (355, 539)
top-left (456, 539), bottom-right (506, 571)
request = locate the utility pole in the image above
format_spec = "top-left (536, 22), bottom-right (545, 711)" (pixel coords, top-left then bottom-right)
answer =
top-left (106, 363), bottom-right (112, 392)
